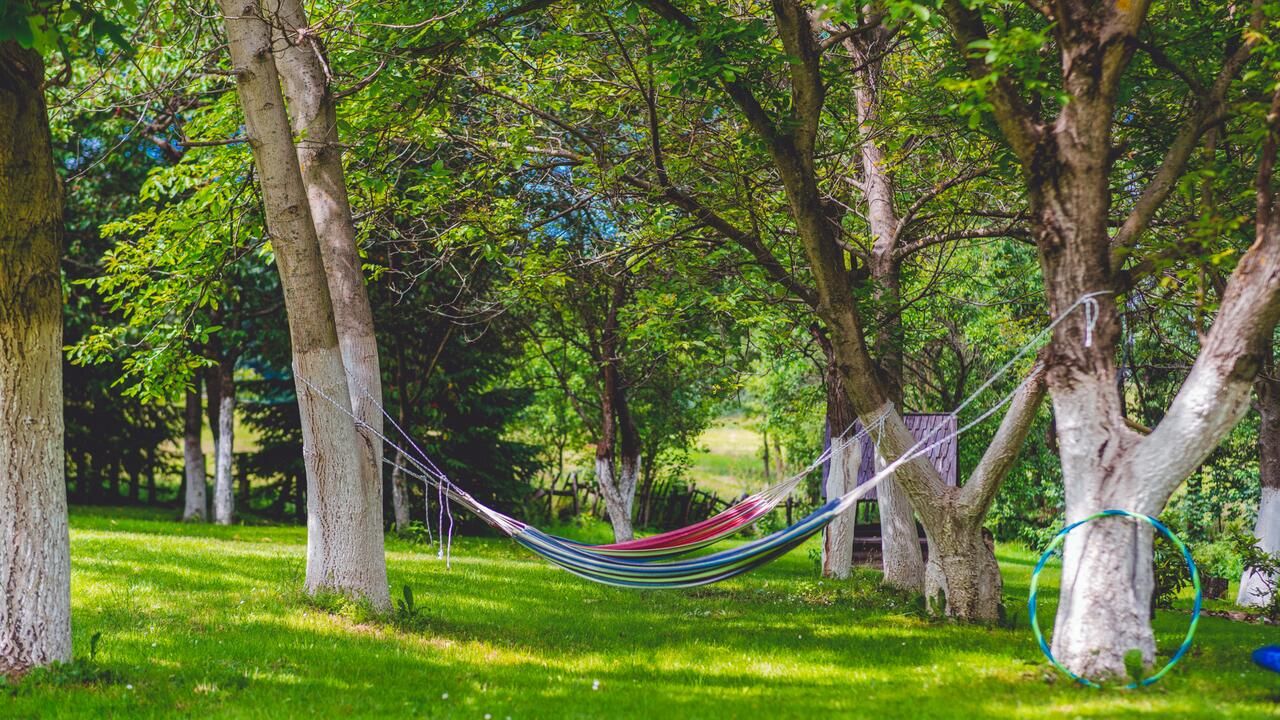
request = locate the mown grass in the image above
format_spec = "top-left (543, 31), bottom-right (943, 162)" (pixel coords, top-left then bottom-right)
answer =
top-left (4, 506), bottom-right (1278, 719)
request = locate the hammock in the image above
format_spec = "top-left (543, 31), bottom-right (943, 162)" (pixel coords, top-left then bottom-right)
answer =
top-left (382, 412), bottom-right (884, 566)
top-left (306, 292), bottom-right (1105, 589)
top-left (548, 414), bottom-right (886, 559)
top-left (387, 450), bottom-right (865, 588)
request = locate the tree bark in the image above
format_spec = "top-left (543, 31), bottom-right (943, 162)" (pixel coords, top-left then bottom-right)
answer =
top-left (821, 348), bottom-right (859, 578)
top-left (844, 18), bottom-right (930, 594)
top-left (592, 282), bottom-right (640, 542)
top-left (0, 42), bottom-right (72, 675)
top-left (217, 0), bottom-right (389, 609)
top-left (821, 436), bottom-right (860, 579)
top-left (212, 360), bottom-right (236, 525)
top-left (594, 372), bottom-right (639, 542)
top-left (272, 0), bottom-right (385, 527)
top-left (390, 345), bottom-right (412, 531)
top-left (1241, 349), bottom-right (1280, 605)
top-left (183, 374), bottom-right (207, 521)
top-left (390, 446), bottom-right (412, 531)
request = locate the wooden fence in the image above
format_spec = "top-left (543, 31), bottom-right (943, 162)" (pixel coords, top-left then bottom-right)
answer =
top-left (529, 471), bottom-right (742, 530)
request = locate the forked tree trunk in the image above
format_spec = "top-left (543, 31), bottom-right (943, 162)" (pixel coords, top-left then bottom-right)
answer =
top-left (217, 0), bottom-right (389, 609)
top-left (638, 0), bottom-right (1044, 619)
top-left (212, 362), bottom-right (236, 525)
top-left (183, 377), bottom-right (207, 521)
top-left (923, 516), bottom-right (1001, 617)
top-left (596, 455), bottom-right (638, 542)
top-left (272, 0), bottom-right (385, 525)
top-left (0, 42), bottom-right (72, 674)
top-left (1241, 352), bottom-right (1280, 606)
top-left (938, 0), bottom-right (1280, 677)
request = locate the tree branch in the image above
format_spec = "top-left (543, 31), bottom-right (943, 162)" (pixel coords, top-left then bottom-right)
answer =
top-left (940, 0), bottom-right (1045, 166)
top-left (894, 224), bottom-right (1031, 262)
top-left (1110, 1), bottom-right (1265, 266)
top-left (957, 360), bottom-right (1047, 518)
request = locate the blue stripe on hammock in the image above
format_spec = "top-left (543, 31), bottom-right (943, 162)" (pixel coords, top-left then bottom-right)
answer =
top-left (511, 499), bottom-right (841, 585)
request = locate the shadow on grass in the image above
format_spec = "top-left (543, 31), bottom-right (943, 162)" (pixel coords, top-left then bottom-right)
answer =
top-left (11, 506), bottom-right (1277, 720)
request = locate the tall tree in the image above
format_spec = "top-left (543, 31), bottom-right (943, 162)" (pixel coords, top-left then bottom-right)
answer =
top-left (183, 373), bottom-right (208, 521)
top-left (216, 0), bottom-right (389, 608)
top-left (616, 0), bottom-right (1042, 614)
top-left (1241, 346), bottom-right (1280, 605)
top-left (939, 0), bottom-right (1280, 677)
top-left (0, 39), bottom-right (70, 674)
top-left (270, 0), bottom-right (385, 518)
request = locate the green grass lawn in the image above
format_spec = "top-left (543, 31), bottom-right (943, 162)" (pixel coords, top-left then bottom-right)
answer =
top-left (6, 506), bottom-right (1279, 719)
top-left (688, 420), bottom-right (770, 497)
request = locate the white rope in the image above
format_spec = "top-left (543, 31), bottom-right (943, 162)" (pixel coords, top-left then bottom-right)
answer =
top-left (832, 291), bottom-right (1110, 513)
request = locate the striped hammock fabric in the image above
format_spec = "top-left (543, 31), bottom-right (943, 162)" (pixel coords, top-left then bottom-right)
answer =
top-left (514, 499), bottom-right (842, 588)
top-left (552, 479), bottom-right (802, 559)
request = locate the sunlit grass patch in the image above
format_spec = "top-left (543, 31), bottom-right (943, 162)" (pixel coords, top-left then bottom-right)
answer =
top-left (2, 506), bottom-right (1276, 719)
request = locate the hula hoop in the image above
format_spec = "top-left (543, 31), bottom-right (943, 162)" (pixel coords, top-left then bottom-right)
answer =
top-left (1028, 509), bottom-right (1201, 689)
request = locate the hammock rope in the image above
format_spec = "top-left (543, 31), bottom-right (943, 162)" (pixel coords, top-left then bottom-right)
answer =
top-left (300, 291), bottom-right (1109, 589)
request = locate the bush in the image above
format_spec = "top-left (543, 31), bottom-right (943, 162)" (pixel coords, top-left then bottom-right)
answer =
top-left (1234, 533), bottom-right (1280, 620)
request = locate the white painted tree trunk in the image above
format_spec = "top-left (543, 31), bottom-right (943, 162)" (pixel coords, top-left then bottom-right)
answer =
top-left (1240, 487), bottom-right (1280, 606)
top-left (217, 0), bottom-right (389, 609)
top-left (296, 349), bottom-right (390, 603)
top-left (0, 41), bottom-right (72, 675)
top-left (877, 464), bottom-right (925, 591)
top-left (182, 383), bottom-right (207, 521)
top-left (212, 368), bottom-right (236, 525)
top-left (390, 446), bottom-right (412, 531)
top-left (1051, 501), bottom-right (1156, 673)
top-left (595, 456), bottom-right (637, 542)
top-left (821, 438), bottom-right (860, 579)
top-left (1242, 366), bottom-right (1280, 606)
top-left (924, 521), bottom-right (1001, 618)
top-left (272, 0), bottom-right (386, 527)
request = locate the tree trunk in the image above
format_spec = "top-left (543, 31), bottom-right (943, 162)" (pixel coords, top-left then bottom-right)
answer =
top-left (217, 0), bottom-right (389, 609)
top-left (821, 434), bottom-right (860, 579)
top-left (145, 458), bottom-right (156, 506)
top-left (820, 351), bottom-right (859, 578)
top-left (212, 362), bottom-right (236, 525)
top-left (0, 42), bottom-right (72, 675)
top-left (876, 454), bottom-right (925, 589)
top-left (272, 0), bottom-right (385, 532)
top-left (390, 446), bottom-right (412, 531)
top-left (1242, 351), bottom-right (1280, 606)
top-left (390, 348), bottom-right (412, 532)
top-left (183, 376), bottom-right (207, 521)
top-left (593, 282), bottom-right (640, 542)
top-left (848, 22), bottom-right (927, 594)
top-left (923, 518), bottom-right (1002, 618)
top-left (595, 457), bottom-right (635, 541)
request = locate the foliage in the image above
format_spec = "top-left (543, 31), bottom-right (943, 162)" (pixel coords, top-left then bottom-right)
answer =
top-left (1234, 533), bottom-right (1280, 620)
top-left (1153, 535), bottom-right (1192, 611)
